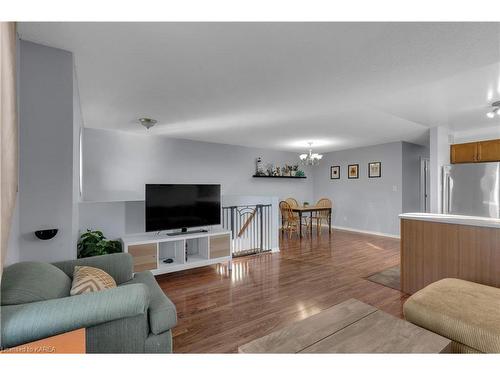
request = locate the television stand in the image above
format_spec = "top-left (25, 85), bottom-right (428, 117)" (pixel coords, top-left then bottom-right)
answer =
top-left (167, 228), bottom-right (208, 236)
top-left (121, 229), bottom-right (232, 275)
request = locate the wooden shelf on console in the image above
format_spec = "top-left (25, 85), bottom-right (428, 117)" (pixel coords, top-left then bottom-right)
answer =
top-left (252, 175), bottom-right (306, 179)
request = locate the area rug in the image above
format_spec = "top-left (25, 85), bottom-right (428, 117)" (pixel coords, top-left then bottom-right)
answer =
top-left (366, 265), bottom-right (400, 291)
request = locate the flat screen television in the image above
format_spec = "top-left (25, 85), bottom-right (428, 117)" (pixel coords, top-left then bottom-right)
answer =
top-left (145, 184), bottom-right (221, 232)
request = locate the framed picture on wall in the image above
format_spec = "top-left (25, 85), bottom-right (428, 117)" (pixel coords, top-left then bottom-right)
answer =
top-left (348, 164), bottom-right (359, 179)
top-left (368, 162), bottom-right (381, 178)
top-left (330, 166), bottom-right (340, 179)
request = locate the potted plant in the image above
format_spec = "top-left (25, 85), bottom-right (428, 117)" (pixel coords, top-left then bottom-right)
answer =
top-left (296, 170), bottom-right (305, 177)
top-left (77, 229), bottom-right (122, 258)
top-left (291, 164), bottom-right (299, 176)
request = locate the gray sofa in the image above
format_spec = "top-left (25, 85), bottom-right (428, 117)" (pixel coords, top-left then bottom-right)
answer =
top-left (0, 253), bottom-right (177, 353)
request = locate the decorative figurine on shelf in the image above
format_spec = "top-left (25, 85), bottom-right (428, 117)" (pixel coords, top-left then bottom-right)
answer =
top-left (255, 157), bottom-right (265, 176)
top-left (292, 164), bottom-right (299, 176)
top-left (266, 163), bottom-right (274, 176)
top-left (274, 166), bottom-right (281, 176)
top-left (281, 164), bottom-right (291, 176)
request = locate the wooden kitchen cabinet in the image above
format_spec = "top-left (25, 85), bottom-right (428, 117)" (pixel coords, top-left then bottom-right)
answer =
top-left (478, 139), bottom-right (500, 162)
top-left (450, 142), bottom-right (478, 163)
top-left (451, 138), bottom-right (500, 164)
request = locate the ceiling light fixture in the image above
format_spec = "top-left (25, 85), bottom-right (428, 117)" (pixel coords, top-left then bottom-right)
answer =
top-left (486, 101), bottom-right (500, 119)
top-left (299, 142), bottom-right (323, 166)
top-left (138, 117), bottom-right (157, 130)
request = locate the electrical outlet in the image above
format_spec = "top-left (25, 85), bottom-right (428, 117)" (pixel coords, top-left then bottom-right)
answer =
top-left (392, 185), bottom-right (398, 192)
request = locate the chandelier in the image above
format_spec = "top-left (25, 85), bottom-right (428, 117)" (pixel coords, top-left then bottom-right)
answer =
top-left (299, 142), bottom-right (323, 166)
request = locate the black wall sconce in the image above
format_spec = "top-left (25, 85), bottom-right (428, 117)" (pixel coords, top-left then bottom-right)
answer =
top-left (34, 229), bottom-right (58, 240)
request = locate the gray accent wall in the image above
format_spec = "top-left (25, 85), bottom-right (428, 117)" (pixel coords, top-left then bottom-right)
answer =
top-left (312, 141), bottom-right (427, 236)
top-left (17, 41), bottom-right (77, 262)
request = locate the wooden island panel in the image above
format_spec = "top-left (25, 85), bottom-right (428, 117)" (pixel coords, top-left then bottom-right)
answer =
top-left (401, 219), bottom-right (500, 294)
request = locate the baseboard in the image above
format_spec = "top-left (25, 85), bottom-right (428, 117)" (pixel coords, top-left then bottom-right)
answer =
top-left (322, 223), bottom-right (400, 239)
top-left (271, 247), bottom-right (280, 253)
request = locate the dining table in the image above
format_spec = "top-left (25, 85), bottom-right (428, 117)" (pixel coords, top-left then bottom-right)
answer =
top-left (286, 205), bottom-right (332, 239)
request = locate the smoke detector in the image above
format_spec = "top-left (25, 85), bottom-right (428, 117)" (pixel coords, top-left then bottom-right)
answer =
top-left (138, 118), bottom-right (157, 130)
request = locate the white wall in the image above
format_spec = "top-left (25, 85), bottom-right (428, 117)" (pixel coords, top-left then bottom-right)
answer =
top-left (16, 41), bottom-right (77, 263)
top-left (72, 65), bottom-right (82, 253)
top-left (402, 142), bottom-right (429, 213)
top-left (429, 126), bottom-right (450, 213)
top-left (6, 35), bottom-right (21, 265)
top-left (82, 128), bottom-right (314, 203)
top-left (312, 142), bottom-right (404, 237)
top-left (452, 125), bottom-right (500, 144)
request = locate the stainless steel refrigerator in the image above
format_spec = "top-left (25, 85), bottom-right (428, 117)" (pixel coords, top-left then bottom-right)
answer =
top-left (443, 162), bottom-right (500, 218)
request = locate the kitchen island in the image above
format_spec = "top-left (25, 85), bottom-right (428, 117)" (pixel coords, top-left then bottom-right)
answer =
top-left (400, 213), bottom-right (500, 294)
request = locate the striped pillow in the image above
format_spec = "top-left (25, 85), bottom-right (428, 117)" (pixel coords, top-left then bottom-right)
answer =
top-left (70, 266), bottom-right (117, 295)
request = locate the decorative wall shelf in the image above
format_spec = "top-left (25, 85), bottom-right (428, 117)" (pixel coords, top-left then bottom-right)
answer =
top-left (252, 175), bottom-right (307, 179)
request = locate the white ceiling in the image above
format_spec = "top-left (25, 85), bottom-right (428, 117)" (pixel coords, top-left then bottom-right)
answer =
top-left (18, 22), bottom-right (500, 153)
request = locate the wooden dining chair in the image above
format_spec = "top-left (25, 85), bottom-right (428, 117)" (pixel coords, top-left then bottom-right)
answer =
top-left (311, 198), bottom-right (332, 235)
top-left (279, 201), bottom-right (302, 238)
top-left (285, 197), bottom-right (309, 227)
top-left (285, 197), bottom-right (299, 208)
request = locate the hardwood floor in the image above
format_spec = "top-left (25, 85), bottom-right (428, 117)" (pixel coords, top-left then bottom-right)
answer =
top-left (156, 228), bottom-right (409, 353)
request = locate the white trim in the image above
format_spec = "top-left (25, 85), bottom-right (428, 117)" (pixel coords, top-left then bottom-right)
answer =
top-left (321, 224), bottom-right (400, 239)
top-left (399, 213), bottom-right (500, 229)
top-left (270, 247), bottom-right (280, 253)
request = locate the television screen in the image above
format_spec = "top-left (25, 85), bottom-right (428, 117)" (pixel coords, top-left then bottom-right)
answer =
top-left (145, 184), bottom-right (221, 232)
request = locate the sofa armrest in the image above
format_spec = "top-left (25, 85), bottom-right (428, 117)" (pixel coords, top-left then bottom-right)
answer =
top-left (52, 253), bottom-right (133, 284)
top-left (122, 271), bottom-right (177, 334)
top-left (0, 284), bottom-right (149, 349)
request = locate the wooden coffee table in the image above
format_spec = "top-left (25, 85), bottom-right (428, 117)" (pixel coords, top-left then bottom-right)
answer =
top-left (238, 299), bottom-right (451, 353)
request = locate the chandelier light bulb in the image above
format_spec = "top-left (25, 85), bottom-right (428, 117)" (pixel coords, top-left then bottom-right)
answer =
top-left (299, 142), bottom-right (323, 166)
top-left (487, 111), bottom-right (495, 119)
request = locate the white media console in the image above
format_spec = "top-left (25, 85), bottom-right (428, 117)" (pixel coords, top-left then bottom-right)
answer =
top-left (121, 230), bottom-right (232, 275)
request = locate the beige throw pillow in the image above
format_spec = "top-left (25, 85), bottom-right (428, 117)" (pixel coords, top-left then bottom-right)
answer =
top-left (70, 266), bottom-right (117, 295)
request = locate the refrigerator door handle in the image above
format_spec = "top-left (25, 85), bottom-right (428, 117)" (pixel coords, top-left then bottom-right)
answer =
top-left (447, 175), bottom-right (452, 214)
top-left (442, 168), bottom-right (451, 214)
